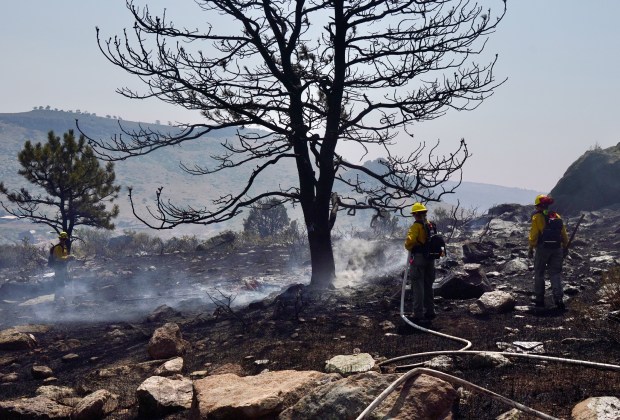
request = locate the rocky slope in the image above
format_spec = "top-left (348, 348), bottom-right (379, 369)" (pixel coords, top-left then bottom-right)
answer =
top-left (550, 142), bottom-right (620, 215)
top-left (0, 204), bottom-right (619, 419)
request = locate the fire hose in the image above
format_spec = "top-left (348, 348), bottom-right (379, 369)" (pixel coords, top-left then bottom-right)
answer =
top-left (356, 250), bottom-right (620, 420)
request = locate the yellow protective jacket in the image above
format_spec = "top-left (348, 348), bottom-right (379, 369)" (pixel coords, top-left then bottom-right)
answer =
top-left (405, 220), bottom-right (429, 252)
top-left (51, 243), bottom-right (71, 265)
top-left (528, 211), bottom-right (569, 250)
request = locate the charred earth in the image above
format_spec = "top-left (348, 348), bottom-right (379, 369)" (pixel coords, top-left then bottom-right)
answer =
top-left (0, 204), bottom-right (619, 419)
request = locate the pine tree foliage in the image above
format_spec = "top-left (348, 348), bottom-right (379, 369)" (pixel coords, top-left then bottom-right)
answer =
top-left (0, 130), bottom-right (121, 240)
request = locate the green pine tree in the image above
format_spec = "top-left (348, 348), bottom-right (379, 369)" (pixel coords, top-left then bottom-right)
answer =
top-left (0, 130), bottom-right (121, 246)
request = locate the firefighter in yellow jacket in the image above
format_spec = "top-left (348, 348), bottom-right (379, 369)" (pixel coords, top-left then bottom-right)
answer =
top-left (404, 203), bottom-right (436, 320)
top-left (50, 231), bottom-right (75, 303)
top-left (528, 195), bottom-right (569, 309)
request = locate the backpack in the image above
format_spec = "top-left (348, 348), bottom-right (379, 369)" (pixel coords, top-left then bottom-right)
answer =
top-left (48, 244), bottom-right (59, 268)
top-left (539, 211), bottom-right (563, 249)
top-left (415, 221), bottom-right (446, 260)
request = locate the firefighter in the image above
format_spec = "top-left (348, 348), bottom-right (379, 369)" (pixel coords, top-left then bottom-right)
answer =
top-left (528, 195), bottom-right (569, 309)
top-left (50, 231), bottom-right (75, 303)
top-left (404, 202), bottom-right (436, 321)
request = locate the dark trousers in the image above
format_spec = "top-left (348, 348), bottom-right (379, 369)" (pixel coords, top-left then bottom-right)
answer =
top-left (409, 253), bottom-right (436, 317)
top-left (54, 265), bottom-right (69, 301)
top-left (534, 246), bottom-right (564, 302)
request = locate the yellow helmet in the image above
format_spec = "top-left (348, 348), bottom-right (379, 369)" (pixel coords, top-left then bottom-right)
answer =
top-left (58, 231), bottom-right (69, 239)
top-left (410, 202), bottom-right (427, 213)
top-left (534, 195), bottom-right (554, 206)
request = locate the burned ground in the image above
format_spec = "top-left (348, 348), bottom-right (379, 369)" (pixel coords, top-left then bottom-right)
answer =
top-left (0, 208), bottom-right (619, 419)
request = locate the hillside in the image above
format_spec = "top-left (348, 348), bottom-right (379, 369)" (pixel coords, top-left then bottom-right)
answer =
top-left (1, 110), bottom-right (540, 242)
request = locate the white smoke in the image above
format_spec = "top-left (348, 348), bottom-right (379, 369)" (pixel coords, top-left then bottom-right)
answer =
top-left (2, 238), bottom-right (404, 326)
top-left (333, 238), bottom-right (406, 288)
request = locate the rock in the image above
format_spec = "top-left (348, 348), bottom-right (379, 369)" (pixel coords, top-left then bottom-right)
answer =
top-left (72, 389), bottom-right (119, 420)
top-left (590, 255), bottom-right (617, 264)
top-left (0, 396), bottom-right (72, 419)
top-left (469, 352), bottom-right (512, 369)
top-left (496, 408), bottom-right (524, 419)
top-left (154, 357), bottom-right (184, 376)
top-left (502, 258), bottom-right (529, 274)
top-left (36, 385), bottom-right (77, 401)
top-left (325, 353), bottom-right (375, 375)
top-left (32, 365), bottom-right (54, 379)
top-left (136, 375), bottom-right (193, 417)
top-left (496, 341), bottom-right (545, 354)
top-left (189, 370), bottom-right (209, 379)
top-left (434, 264), bottom-right (493, 299)
top-left (1, 372), bottom-right (19, 383)
top-left (572, 396), bottom-right (620, 419)
top-left (379, 320), bottom-right (396, 331)
top-left (280, 372), bottom-right (457, 420)
top-left (0, 328), bottom-right (37, 351)
top-left (147, 323), bottom-right (190, 360)
top-left (192, 370), bottom-right (340, 419)
top-left (356, 315), bottom-right (373, 328)
top-left (476, 291), bottom-right (516, 314)
top-left (209, 363), bottom-right (245, 377)
top-left (462, 242), bottom-right (494, 263)
top-left (423, 356), bottom-right (454, 372)
top-left (61, 353), bottom-right (80, 362)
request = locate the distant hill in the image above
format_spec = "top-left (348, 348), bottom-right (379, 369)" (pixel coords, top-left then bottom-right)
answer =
top-left (0, 110), bottom-right (541, 240)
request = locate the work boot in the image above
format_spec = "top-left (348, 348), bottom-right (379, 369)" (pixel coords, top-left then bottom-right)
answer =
top-left (554, 298), bottom-right (566, 311)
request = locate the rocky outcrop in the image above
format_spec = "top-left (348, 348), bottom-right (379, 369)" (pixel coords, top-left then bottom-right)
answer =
top-left (550, 142), bottom-right (620, 215)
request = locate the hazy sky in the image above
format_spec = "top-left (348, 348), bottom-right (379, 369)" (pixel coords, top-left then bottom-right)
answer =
top-left (1, 1), bottom-right (619, 192)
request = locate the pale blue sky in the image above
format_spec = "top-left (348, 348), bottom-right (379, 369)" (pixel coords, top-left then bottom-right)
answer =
top-left (1, 1), bottom-right (619, 191)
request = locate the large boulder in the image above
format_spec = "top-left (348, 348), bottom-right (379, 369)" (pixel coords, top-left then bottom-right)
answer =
top-left (280, 372), bottom-right (457, 420)
top-left (0, 328), bottom-right (37, 351)
top-left (191, 370), bottom-right (340, 419)
top-left (550, 142), bottom-right (620, 215)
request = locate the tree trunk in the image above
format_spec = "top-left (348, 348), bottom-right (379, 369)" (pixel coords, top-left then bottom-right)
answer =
top-left (307, 213), bottom-right (336, 289)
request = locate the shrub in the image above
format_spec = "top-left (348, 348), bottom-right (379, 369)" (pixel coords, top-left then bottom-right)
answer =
top-left (0, 238), bottom-right (46, 273)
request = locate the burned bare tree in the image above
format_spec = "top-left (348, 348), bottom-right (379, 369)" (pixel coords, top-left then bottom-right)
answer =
top-left (89, 0), bottom-right (506, 288)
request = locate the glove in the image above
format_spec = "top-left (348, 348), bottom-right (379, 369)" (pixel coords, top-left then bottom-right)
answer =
top-left (527, 248), bottom-right (534, 259)
top-left (563, 248), bottom-right (569, 258)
